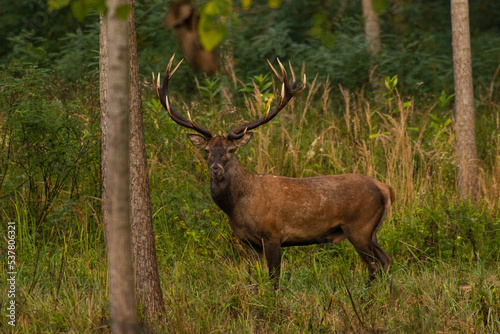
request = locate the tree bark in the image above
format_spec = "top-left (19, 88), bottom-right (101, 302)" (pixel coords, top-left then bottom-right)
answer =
top-left (128, 0), bottom-right (165, 323)
top-left (103, 0), bottom-right (139, 332)
top-left (362, 0), bottom-right (381, 54)
top-left (451, 0), bottom-right (479, 200)
top-left (99, 14), bottom-right (110, 246)
top-left (220, 39), bottom-right (235, 110)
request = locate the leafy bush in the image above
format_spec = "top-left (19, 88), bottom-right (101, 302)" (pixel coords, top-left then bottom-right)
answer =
top-left (0, 64), bottom-right (100, 236)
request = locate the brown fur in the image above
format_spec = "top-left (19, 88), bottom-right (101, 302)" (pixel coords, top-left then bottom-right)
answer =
top-left (187, 133), bottom-right (394, 286)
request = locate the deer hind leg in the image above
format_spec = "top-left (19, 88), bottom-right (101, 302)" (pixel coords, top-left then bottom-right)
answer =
top-left (372, 235), bottom-right (392, 274)
top-left (348, 236), bottom-right (380, 281)
top-left (346, 220), bottom-right (389, 280)
top-left (370, 199), bottom-right (393, 275)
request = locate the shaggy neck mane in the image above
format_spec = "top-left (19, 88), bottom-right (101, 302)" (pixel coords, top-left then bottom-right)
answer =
top-left (209, 156), bottom-right (251, 216)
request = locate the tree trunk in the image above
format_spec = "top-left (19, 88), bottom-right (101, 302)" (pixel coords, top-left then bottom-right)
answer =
top-left (103, 0), bottom-right (139, 332)
top-left (362, 0), bottom-right (381, 54)
top-left (99, 14), bottom-right (110, 246)
top-left (451, 0), bottom-right (479, 200)
top-left (128, 0), bottom-right (165, 323)
top-left (220, 39), bottom-right (235, 110)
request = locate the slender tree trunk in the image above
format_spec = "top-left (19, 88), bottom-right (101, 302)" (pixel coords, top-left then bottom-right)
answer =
top-left (128, 0), bottom-right (165, 323)
top-left (451, 0), bottom-right (479, 200)
top-left (362, 0), bottom-right (383, 95)
top-left (99, 14), bottom-right (110, 246)
top-left (220, 39), bottom-right (235, 111)
top-left (103, 0), bottom-right (138, 332)
top-left (362, 0), bottom-right (381, 54)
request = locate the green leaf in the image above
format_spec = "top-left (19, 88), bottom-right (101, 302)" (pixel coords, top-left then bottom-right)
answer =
top-left (373, 0), bottom-right (386, 14)
top-left (71, 1), bottom-right (91, 21)
top-left (115, 4), bottom-right (130, 20)
top-left (261, 82), bottom-right (273, 91)
top-left (70, 0), bottom-right (107, 21)
top-left (199, 0), bottom-right (232, 51)
top-left (48, 0), bottom-right (70, 12)
top-left (241, 0), bottom-right (252, 9)
top-left (199, 17), bottom-right (226, 51)
top-left (268, 0), bottom-right (280, 8)
top-left (201, 0), bottom-right (232, 16)
top-left (91, 0), bottom-right (107, 13)
top-left (384, 77), bottom-right (391, 90)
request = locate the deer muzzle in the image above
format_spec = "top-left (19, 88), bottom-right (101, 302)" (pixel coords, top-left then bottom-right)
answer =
top-left (210, 163), bottom-right (224, 180)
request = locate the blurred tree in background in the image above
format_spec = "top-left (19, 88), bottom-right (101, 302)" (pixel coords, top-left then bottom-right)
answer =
top-left (1, 0), bottom-right (498, 94)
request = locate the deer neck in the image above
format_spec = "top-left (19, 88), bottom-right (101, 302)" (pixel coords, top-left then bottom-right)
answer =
top-left (209, 156), bottom-right (252, 216)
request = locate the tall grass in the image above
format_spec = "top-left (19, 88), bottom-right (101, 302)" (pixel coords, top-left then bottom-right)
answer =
top-left (1, 72), bottom-right (499, 333)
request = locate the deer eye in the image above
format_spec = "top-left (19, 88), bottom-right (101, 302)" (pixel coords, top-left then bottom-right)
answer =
top-left (227, 148), bottom-right (235, 154)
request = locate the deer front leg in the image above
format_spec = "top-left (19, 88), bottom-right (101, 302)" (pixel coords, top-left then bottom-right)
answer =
top-left (263, 240), bottom-right (282, 288)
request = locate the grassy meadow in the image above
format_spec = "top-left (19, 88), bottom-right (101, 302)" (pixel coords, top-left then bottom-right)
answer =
top-left (1, 69), bottom-right (500, 333)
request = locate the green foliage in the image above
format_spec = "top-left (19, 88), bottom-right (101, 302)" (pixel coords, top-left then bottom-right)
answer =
top-left (310, 13), bottom-right (337, 49)
top-left (48, 0), bottom-right (107, 21)
top-left (1, 0), bottom-right (499, 332)
top-left (0, 63), bottom-right (100, 234)
top-left (3, 0), bottom-right (500, 96)
top-left (438, 89), bottom-right (454, 110)
top-left (373, 0), bottom-right (386, 14)
top-left (197, 76), bottom-right (222, 104)
top-left (6, 30), bottom-right (51, 67)
top-left (199, 0), bottom-right (232, 51)
top-left (47, 0), bottom-right (70, 12)
top-left (239, 72), bottom-right (274, 110)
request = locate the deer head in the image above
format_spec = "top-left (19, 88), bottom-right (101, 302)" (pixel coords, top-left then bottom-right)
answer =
top-left (153, 54), bottom-right (306, 183)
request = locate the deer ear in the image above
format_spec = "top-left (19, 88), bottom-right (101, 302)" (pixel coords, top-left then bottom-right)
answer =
top-left (233, 132), bottom-right (253, 148)
top-left (186, 133), bottom-right (207, 148)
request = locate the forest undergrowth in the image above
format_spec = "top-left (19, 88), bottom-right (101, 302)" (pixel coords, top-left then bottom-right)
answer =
top-left (1, 65), bottom-right (499, 333)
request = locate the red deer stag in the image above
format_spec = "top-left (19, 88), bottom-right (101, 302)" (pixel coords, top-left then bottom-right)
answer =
top-left (153, 55), bottom-right (394, 286)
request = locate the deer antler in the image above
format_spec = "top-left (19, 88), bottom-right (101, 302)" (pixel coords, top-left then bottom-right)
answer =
top-left (153, 54), bottom-right (213, 139)
top-left (227, 58), bottom-right (306, 140)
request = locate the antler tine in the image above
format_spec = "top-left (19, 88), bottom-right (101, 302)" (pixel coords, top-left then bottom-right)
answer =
top-left (186, 109), bottom-right (196, 127)
top-left (166, 54), bottom-right (175, 73)
top-left (166, 54), bottom-right (183, 79)
top-left (288, 60), bottom-right (296, 83)
top-left (154, 55), bottom-right (213, 139)
top-left (264, 101), bottom-right (272, 120)
top-left (267, 59), bottom-right (281, 81)
top-left (277, 58), bottom-right (288, 87)
top-left (227, 59), bottom-right (306, 140)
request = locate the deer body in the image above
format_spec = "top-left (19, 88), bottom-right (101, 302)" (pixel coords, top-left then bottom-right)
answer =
top-left (154, 56), bottom-right (394, 286)
top-left (189, 134), bottom-right (394, 283)
top-left (224, 173), bottom-right (393, 248)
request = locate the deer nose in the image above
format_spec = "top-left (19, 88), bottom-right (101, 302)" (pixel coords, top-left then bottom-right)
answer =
top-left (210, 164), bottom-right (222, 175)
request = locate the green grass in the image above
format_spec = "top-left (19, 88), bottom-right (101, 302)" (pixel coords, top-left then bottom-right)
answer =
top-left (1, 75), bottom-right (500, 333)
